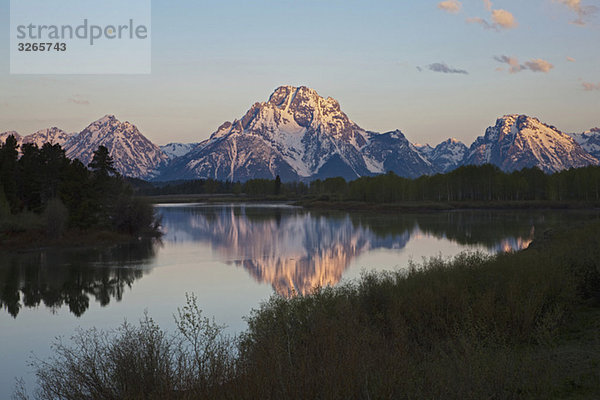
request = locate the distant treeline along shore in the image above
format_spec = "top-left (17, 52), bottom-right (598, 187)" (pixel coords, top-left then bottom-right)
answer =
top-left (135, 164), bottom-right (600, 204)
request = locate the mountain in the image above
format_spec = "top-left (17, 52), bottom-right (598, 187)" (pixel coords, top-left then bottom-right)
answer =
top-left (159, 86), bottom-right (433, 181)
top-left (0, 128), bottom-right (71, 148)
top-left (23, 127), bottom-right (72, 147)
top-left (463, 115), bottom-right (598, 173)
top-left (160, 142), bottom-right (198, 160)
top-left (428, 138), bottom-right (468, 173)
top-left (415, 143), bottom-right (434, 158)
top-left (65, 115), bottom-right (169, 179)
top-left (0, 131), bottom-right (22, 145)
top-left (361, 130), bottom-right (434, 178)
top-left (569, 128), bottom-right (600, 161)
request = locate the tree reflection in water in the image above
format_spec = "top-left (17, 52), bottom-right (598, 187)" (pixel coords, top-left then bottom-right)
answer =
top-left (0, 239), bottom-right (159, 318)
top-left (160, 205), bottom-right (586, 297)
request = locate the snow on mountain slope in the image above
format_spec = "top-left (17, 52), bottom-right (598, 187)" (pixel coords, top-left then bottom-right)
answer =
top-left (1, 128), bottom-right (71, 151)
top-left (160, 86), bottom-right (432, 181)
top-left (160, 142), bottom-right (198, 160)
top-left (463, 115), bottom-right (598, 173)
top-left (0, 131), bottom-right (22, 146)
top-left (362, 130), bottom-right (435, 178)
top-left (65, 115), bottom-right (169, 179)
top-left (429, 138), bottom-right (468, 173)
top-left (569, 128), bottom-right (600, 160)
top-left (23, 127), bottom-right (72, 147)
top-left (415, 143), bottom-right (434, 158)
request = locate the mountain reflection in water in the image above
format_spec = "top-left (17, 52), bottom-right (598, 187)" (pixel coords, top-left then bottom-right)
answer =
top-left (160, 205), bottom-right (540, 296)
top-left (2, 206), bottom-right (585, 317)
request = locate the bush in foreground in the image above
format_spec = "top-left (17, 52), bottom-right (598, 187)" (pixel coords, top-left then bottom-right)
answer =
top-left (16, 223), bottom-right (600, 399)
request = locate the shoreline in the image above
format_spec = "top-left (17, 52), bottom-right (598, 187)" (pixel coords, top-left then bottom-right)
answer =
top-left (0, 229), bottom-right (158, 252)
top-left (144, 194), bottom-right (600, 212)
top-left (4, 198), bottom-right (599, 251)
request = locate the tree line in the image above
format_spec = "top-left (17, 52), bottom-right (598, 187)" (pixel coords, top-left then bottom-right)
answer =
top-left (0, 135), bottom-right (159, 237)
top-left (138, 164), bottom-right (600, 203)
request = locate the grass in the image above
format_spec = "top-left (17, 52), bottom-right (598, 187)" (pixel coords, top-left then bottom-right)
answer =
top-left (16, 221), bottom-right (600, 399)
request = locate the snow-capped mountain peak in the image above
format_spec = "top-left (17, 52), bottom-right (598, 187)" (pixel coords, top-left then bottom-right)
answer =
top-left (24, 127), bottom-right (72, 148)
top-left (569, 127), bottom-right (600, 161)
top-left (65, 115), bottom-right (169, 178)
top-left (160, 86), bottom-right (434, 181)
top-left (464, 114), bottom-right (598, 172)
top-left (428, 138), bottom-right (468, 173)
top-left (0, 131), bottom-right (22, 145)
top-left (160, 142), bottom-right (199, 160)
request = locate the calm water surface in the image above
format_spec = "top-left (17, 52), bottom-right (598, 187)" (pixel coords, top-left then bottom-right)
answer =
top-left (1, 204), bottom-right (599, 396)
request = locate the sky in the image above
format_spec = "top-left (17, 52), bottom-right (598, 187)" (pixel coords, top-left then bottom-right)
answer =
top-left (0, 0), bottom-right (599, 146)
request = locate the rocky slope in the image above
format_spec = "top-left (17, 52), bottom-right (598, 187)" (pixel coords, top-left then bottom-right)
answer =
top-left (160, 86), bottom-right (434, 181)
top-left (463, 114), bottom-right (598, 173)
top-left (569, 128), bottom-right (600, 161)
top-left (427, 138), bottom-right (468, 173)
top-left (0, 128), bottom-right (72, 149)
top-left (160, 142), bottom-right (198, 160)
top-left (64, 115), bottom-right (169, 179)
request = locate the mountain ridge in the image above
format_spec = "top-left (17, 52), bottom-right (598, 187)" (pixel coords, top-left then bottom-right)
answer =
top-left (2, 87), bottom-right (598, 180)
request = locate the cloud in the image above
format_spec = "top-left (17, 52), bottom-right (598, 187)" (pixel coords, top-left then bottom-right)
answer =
top-left (68, 95), bottom-right (90, 105)
top-left (523, 59), bottom-right (554, 73)
top-left (582, 82), bottom-right (600, 91)
top-left (566, 56), bottom-right (576, 62)
top-left (427, 62), bottom-right (469, 74)
top-left (494, 55), bottom-right (524, 73)
top-left (438, 0), bottom-right (462, 14)
top-left (467, 17), bottom-right (494, 29)
top-left (494, 56), bottom-right (554, 73)
top-left (467, 6), bottom-right (517, 30)
top-left (554, 0), bottom-right (598, 26)
top-left (491, 9), bottom-right (518, 28)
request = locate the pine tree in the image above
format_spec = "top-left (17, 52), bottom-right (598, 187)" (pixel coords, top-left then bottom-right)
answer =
top-left (0, 135), bottom-right (20, 212)
top-left (89, 146), bottom-right (117, 177)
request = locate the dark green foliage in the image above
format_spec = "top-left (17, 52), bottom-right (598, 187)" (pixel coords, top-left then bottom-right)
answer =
top-left (0, 140), bottom-right (160, 238)
top-left (43, 197), bottom-right (68, 237)
top-left (88, 145), bottom-right (117, 177)
top-left (137, 164), bottom-right (600, 204)
top-left (17, 295), bottom-right (235, 400)
top-left (20, 222), bottom-right (600, 399)
top-left (0, 135), bottom-right (19, 212)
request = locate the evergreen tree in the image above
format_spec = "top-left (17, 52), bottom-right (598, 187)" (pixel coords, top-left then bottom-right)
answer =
top-left (89, 146), bottom-right (117, 177)
top-left (0, 135), bottom-right (19, 212)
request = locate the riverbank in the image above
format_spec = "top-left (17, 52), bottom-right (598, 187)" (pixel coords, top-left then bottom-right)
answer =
top-left (20, 220), bottom-right (600, 399)
top-left (0, 228), bottom-right (152, 251)
top-left (144, 193), bottom-right (600, 212)
top-left (298, 199), bottom-right (600, 212)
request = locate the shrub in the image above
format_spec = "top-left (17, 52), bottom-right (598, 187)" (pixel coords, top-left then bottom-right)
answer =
top-left (17, 294), bottom-right (234, 400)
top-left (17, 223), bottom-right (600, 399)
top-left (43, 198), bottom-right (68, 237)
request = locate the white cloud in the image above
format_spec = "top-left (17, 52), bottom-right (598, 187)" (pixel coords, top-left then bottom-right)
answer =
top-left (494, 55), bottom-right (524, 73)
top-left (466, 6), bottom-right (517, 31)
top-left (67, 95), bottom-right (90, 105)
top-left (494, 56), bottom-right (554, 74)
top-left (554, 0), bottom-right (598, 26)
top-left (524, 59), bottom-right (554, 73)
top-left (467, 16), bottom-right (493, 29)
top-left (582, 82), bottom-right (600, 91)
top-left (491, 9), bottom-right (518, 28)
top-left (438, 0), bottom-right (462, 14)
